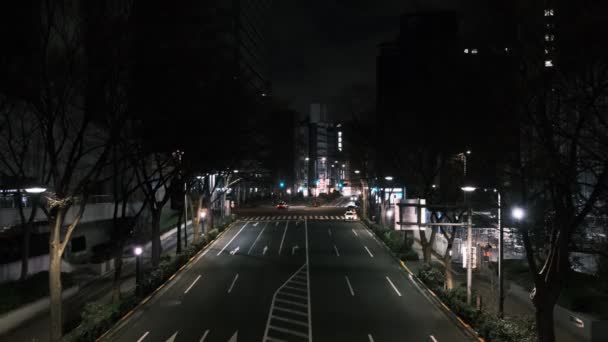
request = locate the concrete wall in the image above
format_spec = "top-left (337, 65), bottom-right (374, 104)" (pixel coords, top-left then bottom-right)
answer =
top-left (0, 254), bottom-right (74, 283)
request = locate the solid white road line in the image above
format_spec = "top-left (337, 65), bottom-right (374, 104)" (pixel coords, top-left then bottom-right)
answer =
top-left (228, 273), bottom-right (239, 293)
top-left (166, 331), bottom-right (178, 342)
top-left (136, 331), bottom-right (149, 342)
top-left (333, 244), bottom-right (340, 256)
top-left (248, 222), bottom-right (267, 254)
top-left (345, 276), bottom-right (355, 296)
top-left (430, 335), bottom-right (438, 342)
top-left (268, 325), bottom-right (308, 339)
top-left (386, 276), bottom-right (402, 297)
top-left (364, 246), bottom-right (374, 258)
top-left (266, 337), bottom-right (288, 342)
top-left (200, 329), bottom-right (210, 342)
top-left (305, 219), bottom-right (312, 342)
top-left (272, 315), bottom-right (309, 327)
top-left (184, 275), bottom-right (202, 294)
top-left (217, 222), bottom-right (248, 256)
top-left (368, 333), bottom-right (375, 342)
top-left (279, 221), bottom-right (288, 255)
top-left (352, 228), bottom-right (359, 237)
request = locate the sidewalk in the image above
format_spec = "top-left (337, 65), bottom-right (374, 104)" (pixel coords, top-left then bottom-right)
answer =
top-left (1, 221), bottom-right (196, 342)
top-left (407, 241), bottom-right (580, 342)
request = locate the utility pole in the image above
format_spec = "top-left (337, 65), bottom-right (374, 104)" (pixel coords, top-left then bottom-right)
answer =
top-left (497, 191), bottom-right (504, 317)
top-left (467, 206), bottom-right (473, 305)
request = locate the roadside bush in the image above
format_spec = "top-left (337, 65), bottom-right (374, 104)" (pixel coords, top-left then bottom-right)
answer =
top-left (399, 249), bottom-right (419, 261)
top-left (207, 228), bottom-right (219, 241)
top-left (417, 264), bottom-right (445, 292)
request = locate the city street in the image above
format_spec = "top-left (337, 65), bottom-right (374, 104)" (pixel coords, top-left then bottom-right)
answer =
top-left (102, 209), bottom-right (472, 342)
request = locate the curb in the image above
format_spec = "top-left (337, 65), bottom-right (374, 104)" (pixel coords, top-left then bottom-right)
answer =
top-left (357, 221), bottom-right (483, 342)
top-left (95, 221), bottom-right (238, 342)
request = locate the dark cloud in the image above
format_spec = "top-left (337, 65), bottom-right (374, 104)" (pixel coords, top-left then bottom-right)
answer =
top-left (271, 1), bottom-right (457, 115)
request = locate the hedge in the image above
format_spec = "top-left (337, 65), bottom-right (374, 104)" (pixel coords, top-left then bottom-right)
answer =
top-left (417, 264), bottom-right (537, 342)
top-left (359, 217), bottom-right (418, 261)
top-left (0, 271), bottom-right (74, 315)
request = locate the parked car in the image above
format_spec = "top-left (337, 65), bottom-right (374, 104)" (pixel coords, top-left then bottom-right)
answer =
top-left (276, 201), bottom-right (289, 209)
top-left (344, 209), bottom-right (358, 220)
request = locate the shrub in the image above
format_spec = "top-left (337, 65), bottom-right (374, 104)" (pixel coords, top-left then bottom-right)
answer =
top-left (400, 249), bottom-right (419, 261)
top-left (417, 264), bottom-right (445, 292)
top-left (207, 228), bottom-right (219, 241)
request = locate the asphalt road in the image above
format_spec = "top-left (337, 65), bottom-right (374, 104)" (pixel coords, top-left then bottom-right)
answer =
top-left (102, 209), bottom-right (472, 342)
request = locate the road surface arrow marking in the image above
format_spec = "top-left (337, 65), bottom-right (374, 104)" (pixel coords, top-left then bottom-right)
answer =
top-left (263, 246), bottom-right (268, 255)
top-left (228, 331), bottom-right (238, 342)
top-left (230, 246), bottom-right (240, 255)
top-left (253, 222), bottom-right (259, 226)
top-left (166, 331), bottom-right (178, 342)
top-left (292, 245), bottom-right (299, 255)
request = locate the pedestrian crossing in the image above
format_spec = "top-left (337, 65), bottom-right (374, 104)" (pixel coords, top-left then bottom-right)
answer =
top-left (239, 215), bottom-right (346, 221)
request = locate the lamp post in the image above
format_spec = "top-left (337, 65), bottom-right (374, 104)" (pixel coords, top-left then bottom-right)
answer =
top-left (496, 190), bottom-right (504, 318)
top-left (461, 185), bottom-right (476, 305)
top-left (134, 246), bottom-right (143, 296)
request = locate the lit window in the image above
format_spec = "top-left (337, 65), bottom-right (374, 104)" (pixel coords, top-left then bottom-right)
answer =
top-left (544, 9), bottom-right (554, 17)
top-left (504, 47), bottom-right (509, 53)
top-left (471, 49), bottom-right (478, 54)
top-left (545, 60), bottom-right (554, 68)
top-left (463, 48), bottom-right (469, 54)
top-left (545, 34), bottom-right (554, 42)
top-left (338, 131), bottom-right (342, 136)
top-left (545, 49), bottom-right (549, 54)
top-left (338, 137), bottom-right (342, 143)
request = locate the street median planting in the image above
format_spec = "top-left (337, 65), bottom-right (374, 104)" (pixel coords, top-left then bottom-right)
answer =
top-left (360, 218), bottom-right (418, 262)
top-left (417, 264), bottom-right (537, 342)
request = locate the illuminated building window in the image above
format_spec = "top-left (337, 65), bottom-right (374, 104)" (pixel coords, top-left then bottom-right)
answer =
top-left (545, 60), bottom-right (554, 68)
top-left (471, 49), bottom-right (478, 54)
top-left (544, 9), bottom-right (554, 17)
top-left (545, 34), bottom-right (555, 42)
top-left (464, 48), bottom-right (469, 54)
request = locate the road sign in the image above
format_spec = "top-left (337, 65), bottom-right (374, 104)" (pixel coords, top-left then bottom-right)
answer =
top-left (462, 246), bottom-right (477, 269)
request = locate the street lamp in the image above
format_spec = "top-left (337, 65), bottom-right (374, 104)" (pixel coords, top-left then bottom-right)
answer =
top-left (354, 170), bottom-right (360, 174)
top-left (25, 187), bottom-right (47, 194)
top-left (384, 176), bottom-right (393, 181)
top-left (134, 246), bottom-right (143, 296)
top-left (512, 207), bottom-right (525, 220)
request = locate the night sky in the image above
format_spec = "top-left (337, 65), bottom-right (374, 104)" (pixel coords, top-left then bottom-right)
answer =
top-left (271, 0), bottom-right (456, 116)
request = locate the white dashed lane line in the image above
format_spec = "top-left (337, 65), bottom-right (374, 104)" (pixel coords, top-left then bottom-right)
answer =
top-left (364, 246), bottom-right (374, 258)
top-left (228, 273), bottom-right (239, 294)
top-left (184, 275), bottom-right (201, 294)
top-left (345, 275), bottom-right (355, 296)
top-left (136, 331), bottom-right (149, 342)
top-left (386, 276), bottom-right (402, 297)
top-left (333, 245), bottom-right (340, 257)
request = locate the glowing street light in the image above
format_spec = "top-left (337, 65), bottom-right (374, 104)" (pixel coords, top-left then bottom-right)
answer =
top-left (134, 246), bottom-right (143, 296)
top-left (25, 187), bottom-right (47, 194)
top-left (354, 170), bottom-right (360, 174)
top-left (384, 176), bottom-right (393, 181)
top-left (461, 186), bottom-right (477, 192)
top-left (512, 207), bottom-right (525, 220)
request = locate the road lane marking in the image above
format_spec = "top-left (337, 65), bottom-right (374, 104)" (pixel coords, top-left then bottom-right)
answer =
top-left (228, 331), bottom-right (238, 342)
top-left (345, 276), bottom-right (355, 296)
top-left (284, 285), bottom-right (306, 292)
top-left (217, 222), bottom-right (248, 255)
top-left (386, 276), bottom-right (402, 296)
top-left (276, 298), bottom-right (308, 308)
top-left (275, 306), bottom-right (307, 316)
top-left (263, 246), bottom-right (269, 255)
top-left (136, 331), bottom-right (149, 342)
top-left (268, 325), bottom-right (308, 339)
top-left (305, 218), bottom-right (312, 342)
top-left (266, 337), bottom-right (288, 342)
top-left (248, 222), bottom-right (267, 254)
top-left (368, 334), bottom-right (375, 342)
top-left (272, 315), bottom-right (309, 327)
top-left (333, 245), bottom-right (340, 256)
top-left (292, 245), bottom-right (299, 255)
top-left (184, 275), bottom-right (201, 294)
top-left (229, 246), bottom-right (240, 255)
top-left (278, 291), bottom-right (308, 300)
top-left (279, 221), bottom-right (288, 255)
top-left (364, 246), bottom-right (374, 258)
top-left (166, 331), bottom-right (178, 342)
top-left (200, 329), bottom-right (210, 342)
top-left (352, 228), bottom-right (359, 237)
top-left (430, 335), bottom-right (438, 342)
top-left (328, 228), bottom-right (332, 236)
top-left (228, 273), bottom-right (239, 293)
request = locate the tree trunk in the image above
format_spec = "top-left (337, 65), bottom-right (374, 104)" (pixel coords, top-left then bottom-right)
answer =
top-left (445, 255), bottom-right (454, 289)
top-left (423, 244), bottom-right (432, 264)
top-left (192, 197), bottom-right (202, 243)
top-left (151, 210), bottom-right (161, 267)
top-left (20, 223), bottom-right (32, 281)
top-left (535, 297), bottom-right (556, 342)
top-left (49, 238), bottom-right (63, 341)
top-left (176, 210), bottom-right (182, 254)
top-left (112, 239), bottom-right (124, 304)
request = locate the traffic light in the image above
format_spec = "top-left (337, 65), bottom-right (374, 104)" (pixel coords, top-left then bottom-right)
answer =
top-left (279, 181), bottom-right (285, 188)
top-left (338, 182), bottom-right (343, 188)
